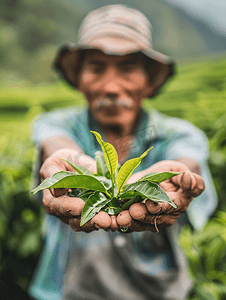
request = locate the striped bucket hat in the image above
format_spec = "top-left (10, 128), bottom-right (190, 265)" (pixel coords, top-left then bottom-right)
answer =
top-left (54, 5), bottom-right (175, 98)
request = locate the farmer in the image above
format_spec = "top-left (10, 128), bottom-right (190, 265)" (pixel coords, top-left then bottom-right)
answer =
top-left (29, 5), bottom-right (217, 300)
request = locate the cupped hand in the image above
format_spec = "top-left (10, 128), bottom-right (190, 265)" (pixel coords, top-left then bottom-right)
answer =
top-left (40, 148), bottom-right (118, 232)
top-left (116, 160), bottom-right (205, 232)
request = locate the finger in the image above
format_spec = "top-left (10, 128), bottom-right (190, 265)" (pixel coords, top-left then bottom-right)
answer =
top-left (117, 209), bottom-right (158, 232)
top-left (172, 171), bottom-right (205, 197)
top-left (129, 203), bottom-right (178, 229)
top-left (156, 213), bottom-right (179, 227)
top-left (128, 219), bottom-right (157, 232)
top-left (145, 199), bottom-right (172, 214)
top-left (108, 215), bottom-right (119, 231)
top-left (43, 189), bottom-right (85, 218)
top-left (69, 218), bottom-right (82, 232)
top-left (51, 187), bottom-right (68, 197)
top-left (117, 210), bottom-right (133, 227)
top-left (92, 211), bottom-right (112, 230)
top-left (69, 211), bottom-right (112, 232)
top-left (129, 203), bottom-right (156, 223)
top-left (182, 172), bottom-right (205, 196)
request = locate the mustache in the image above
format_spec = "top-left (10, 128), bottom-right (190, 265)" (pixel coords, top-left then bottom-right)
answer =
top-left (93, 98), bottom-right (133, 110)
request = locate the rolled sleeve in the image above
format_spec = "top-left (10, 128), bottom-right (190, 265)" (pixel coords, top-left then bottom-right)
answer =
top-left (31, 110), bottom-right (76, 146)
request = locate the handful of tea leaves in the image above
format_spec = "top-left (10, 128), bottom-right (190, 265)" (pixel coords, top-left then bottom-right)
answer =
top-left (31, 131), bottom-right (180, 227)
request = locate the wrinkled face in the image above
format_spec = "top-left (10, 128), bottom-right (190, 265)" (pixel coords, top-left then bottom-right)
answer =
top-left (78, 50), bottom-right (154, 132)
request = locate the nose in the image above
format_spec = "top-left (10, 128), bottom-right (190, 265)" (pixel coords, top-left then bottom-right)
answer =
top-left (104, 82), bottom-right (120, 95)
top-left (102, 67), bottom-right (121, 97)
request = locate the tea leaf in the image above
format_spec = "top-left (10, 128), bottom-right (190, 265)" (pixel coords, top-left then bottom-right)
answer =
top-left (80, 192), bottom-right (111, 226)
top-left (121, 195), bottom-right (143, 210)
top-left (95, 151), bottom-right (109, 177)
top-left (79, 191), bottom-right (96, 203)
top-left (31, 171), bottom-right (109, 195)
top-left (95, 176), bottom-right (112, 189)
top-left (62, 159), bottom-right (93, 175)
top-left (138, 171), bottom-right (181, 183)
top-left (126, 181), bottom-right (177, 208)
top-left (119, 190), bottom-right (137, 199)
top-left (116, 147), bottom-right (153, 196)
top-left (97, 197), bottom-right (121, 216)
top-left (91, 131), bottom-right (118, 179)
top-left (103, 206), bottom-right (121, 215)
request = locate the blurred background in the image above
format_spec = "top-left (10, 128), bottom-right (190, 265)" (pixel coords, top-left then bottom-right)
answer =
top-left (0, 0), bottom-right (226, 299)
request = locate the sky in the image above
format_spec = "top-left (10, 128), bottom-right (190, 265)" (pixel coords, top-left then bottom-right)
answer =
top-left (165, 0), bottom-right (226, 35)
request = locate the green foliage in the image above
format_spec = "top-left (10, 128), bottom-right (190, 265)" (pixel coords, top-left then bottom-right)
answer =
top-left (116, 147), bottom-right (153, 196)
top-left (91, 131), bottom-right (118, 191)
top-left (138, 171), bottom-right (181, 183)
top-left (32, 131), bottom-right (179, 227)
top-left (179, 211), bottom-right (226, 300)
top-left (31, 172), bottom-right (109, 195)
top-left (0, 135), bottom-right (43, 294)
top-left (124, 181), bottom-right (177, 208)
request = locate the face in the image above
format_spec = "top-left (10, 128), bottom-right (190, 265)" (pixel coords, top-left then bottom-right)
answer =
top-left (78, 50), bottom-right (154, 133)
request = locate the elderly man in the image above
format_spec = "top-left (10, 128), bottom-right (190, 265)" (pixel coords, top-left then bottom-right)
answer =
top-left (29, 5), bottom-right (217, 300)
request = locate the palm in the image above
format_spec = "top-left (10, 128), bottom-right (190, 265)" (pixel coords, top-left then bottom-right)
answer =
top-left (117, 160), bottom-right (205, 232)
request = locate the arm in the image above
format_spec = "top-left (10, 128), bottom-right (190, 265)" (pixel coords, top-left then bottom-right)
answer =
top-left (40, 135), bottom-right (84, 163)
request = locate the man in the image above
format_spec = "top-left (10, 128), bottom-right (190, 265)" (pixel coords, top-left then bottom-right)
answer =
top-left (29, 5), bottom-right (217, 300)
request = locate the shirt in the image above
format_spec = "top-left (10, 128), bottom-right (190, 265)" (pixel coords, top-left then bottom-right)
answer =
top-left (29, 107), bottom-right (217, 300)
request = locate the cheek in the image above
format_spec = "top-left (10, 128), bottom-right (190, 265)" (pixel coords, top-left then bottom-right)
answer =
top-left (129, 73), bottom-right (150, 98)
top-left (78, 71), bottom-right (96, 96)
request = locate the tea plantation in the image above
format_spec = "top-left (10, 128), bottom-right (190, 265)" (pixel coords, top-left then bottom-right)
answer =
top-left (1, 57), bottom-right (226, 299)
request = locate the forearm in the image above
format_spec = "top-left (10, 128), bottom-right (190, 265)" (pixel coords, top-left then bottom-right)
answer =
top-left (40, 135), bottom-right (84, 163)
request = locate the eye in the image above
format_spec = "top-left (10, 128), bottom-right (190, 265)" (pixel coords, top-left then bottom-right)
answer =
top-left (89, 61), bottom-right (105, 74)
top-left (121, 61), bottom-right (139, 73)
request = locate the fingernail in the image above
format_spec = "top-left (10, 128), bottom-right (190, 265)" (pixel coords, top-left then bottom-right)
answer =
top-left (71, 212), bottom-right (80, 216)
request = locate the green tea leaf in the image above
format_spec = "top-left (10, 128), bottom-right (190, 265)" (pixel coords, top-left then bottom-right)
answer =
top-left (80, 192), bottom-right (111, 226)
top-left (95, 151), bottom-right (109, 177)
top-left (102, 197), bottom-right (121, 215)
top-left (91, 131), bottom-right (118, 178)
top-left (126, 181), bottom-right (177, 209)
top-left (31, 171), bottom-right (108, 195)
top-left (95, 176), bottom-right (112, 189)
top-left (119, 190), bottom-right (137, 199)
top-left (138, 171), bottom-right (181, 183)
top-left (121, 195), bottom-right (143, 210)
top-left (62, 159), bottom-right (93, 176)
top-left (79, 191), bottom-right (96, 203)
top-left (103, 206), bottom-right (121, 215)
top-left (116, 147), bottom-right (153, 196)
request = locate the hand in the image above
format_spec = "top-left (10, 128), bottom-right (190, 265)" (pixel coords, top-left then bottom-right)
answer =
top-left (40, 148), bottom-right (118, 232)
top-left (116, 160), bottom-right (205, 232)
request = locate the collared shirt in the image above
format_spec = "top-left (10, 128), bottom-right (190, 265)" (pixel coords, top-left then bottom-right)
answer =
top-left (29, 107), bottom-right (217, 300)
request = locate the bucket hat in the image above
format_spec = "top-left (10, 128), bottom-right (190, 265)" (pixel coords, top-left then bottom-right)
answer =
top-left (53, 5), bottom-right (175, 98)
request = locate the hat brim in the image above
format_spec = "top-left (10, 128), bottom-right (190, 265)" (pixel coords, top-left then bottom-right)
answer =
top-left (53, 40), bottom-right (175, 98)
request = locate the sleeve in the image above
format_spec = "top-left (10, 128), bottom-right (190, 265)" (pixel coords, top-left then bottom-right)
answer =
top-left (163, 120), bottom-right (218, 230)
top-left (30, 109), bottom-right (78, 146)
